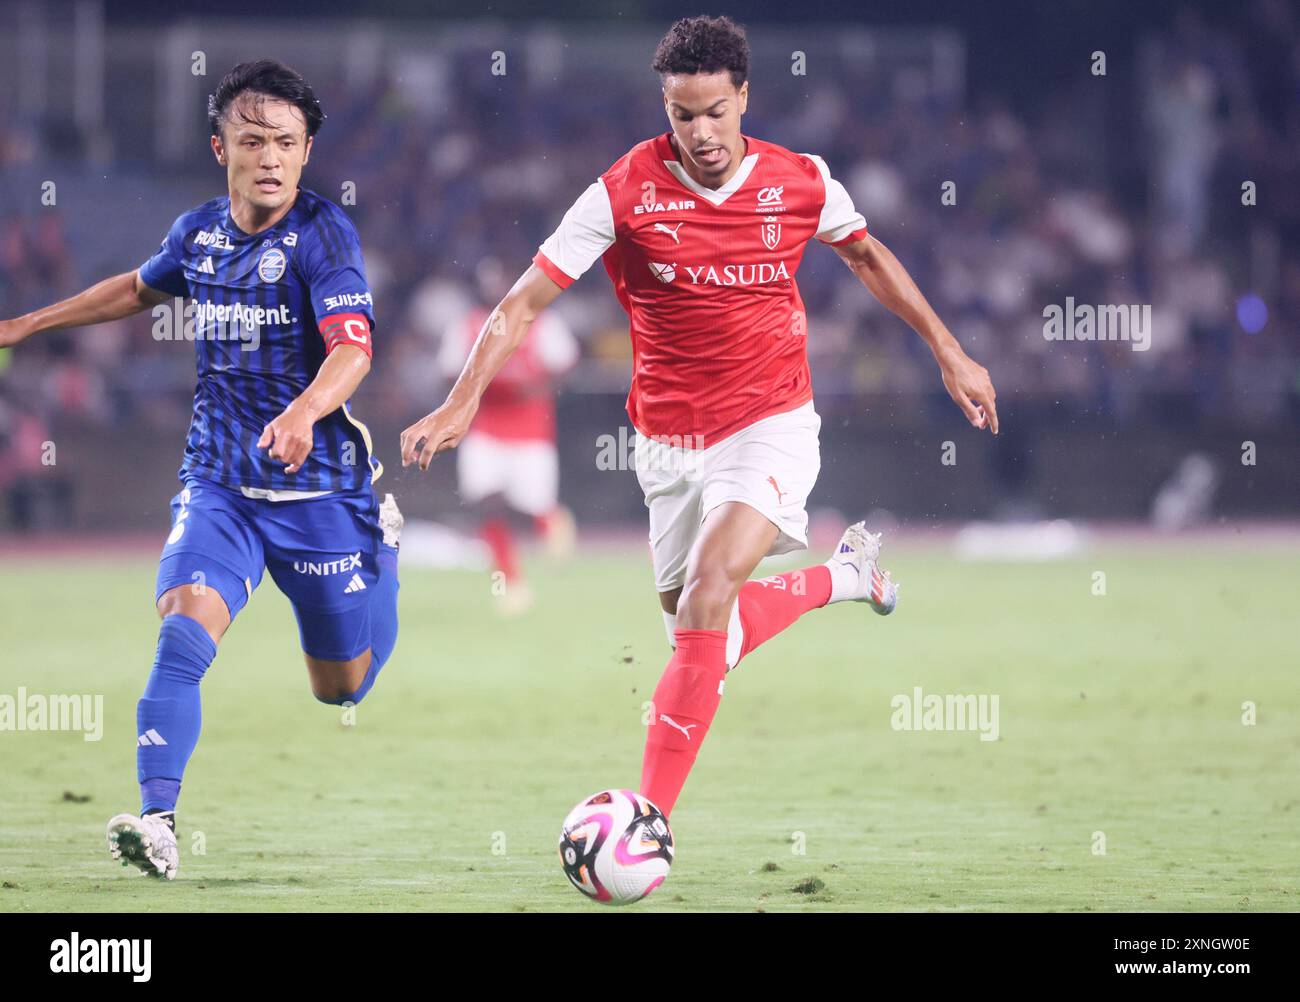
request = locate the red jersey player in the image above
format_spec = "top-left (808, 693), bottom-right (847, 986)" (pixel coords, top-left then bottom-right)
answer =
top-left (437, 258), bottom-right (578, 613)
top-left (401, 16), bottom-right (998, 822)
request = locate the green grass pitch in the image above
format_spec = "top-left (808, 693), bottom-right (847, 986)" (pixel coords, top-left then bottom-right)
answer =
top-left (1, 540), bottom-right (1296, 912)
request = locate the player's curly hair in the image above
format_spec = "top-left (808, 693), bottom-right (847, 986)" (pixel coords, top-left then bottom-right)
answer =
top-left (651, 15), bottom-right (750, 89)
top-left (208, 60), bottom-right (324, 138)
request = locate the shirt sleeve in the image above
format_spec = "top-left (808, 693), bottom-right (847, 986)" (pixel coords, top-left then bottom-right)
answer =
top-left (533, 179), bottom-right (616, 288)
top-left (138, 217), bottom-right (189, 297)
top-left (301, 208), bottom-right (376, 354)
top-left (807, 155), bottom-right (868, 246)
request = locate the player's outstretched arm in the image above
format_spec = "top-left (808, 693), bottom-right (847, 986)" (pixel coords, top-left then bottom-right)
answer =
top-left (258, 343), bottom-right (371, 475)
top-left (833, 234), bottom-right (999, 435)
top-left (400, 264), bottom-right (565, 471)
top-left (0, 270), bottom-right (171, 349)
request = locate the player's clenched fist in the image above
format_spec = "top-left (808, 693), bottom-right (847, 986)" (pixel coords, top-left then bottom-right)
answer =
top-left (401, 398), bottom-right (478, 471)
top-left (257, 403), bottom-right (316, 475)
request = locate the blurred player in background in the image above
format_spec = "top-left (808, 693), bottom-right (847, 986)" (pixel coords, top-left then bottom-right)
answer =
top-left (401, 16), bottom-right (997, 824)
top-left (437, 258), bottom-right (578, 614)
top-left (0, 60), bottom-right (402, 879)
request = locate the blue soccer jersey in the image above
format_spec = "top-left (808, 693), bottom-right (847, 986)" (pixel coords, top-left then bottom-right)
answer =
top-left (139, 187), bottom-right (380, 492)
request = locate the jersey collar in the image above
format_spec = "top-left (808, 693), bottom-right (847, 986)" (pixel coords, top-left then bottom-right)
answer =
top-left (658, 133), bottom-right (759, 206)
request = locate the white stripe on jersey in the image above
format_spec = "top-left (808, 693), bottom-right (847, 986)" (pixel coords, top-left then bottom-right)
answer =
top-left (535, 178), bottom-right (616, 285)
top-left (806, 154), bottom-right (868, 244)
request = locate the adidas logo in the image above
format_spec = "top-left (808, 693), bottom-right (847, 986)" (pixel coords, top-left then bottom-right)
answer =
top-left (343, 573), bottom-right (367, 594)
top-left (839, 543), bottom-right (853, 554)
top-left (137, 729), bottom-right (168, 746)
top-left (197, 256), bottom-right (215, 275)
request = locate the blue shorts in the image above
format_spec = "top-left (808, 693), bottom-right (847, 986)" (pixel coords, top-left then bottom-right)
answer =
top-left (155, 476), bottom-right (385, 662)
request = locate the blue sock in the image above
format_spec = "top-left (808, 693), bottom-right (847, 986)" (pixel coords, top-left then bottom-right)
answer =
top-left (349, 543), bottom-right (399, 704)
top-left (137, 615), bottom-right (216, 815)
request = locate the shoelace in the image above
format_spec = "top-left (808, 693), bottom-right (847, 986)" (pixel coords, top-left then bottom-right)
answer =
top-left (141, 816), bottom-right (177, 851)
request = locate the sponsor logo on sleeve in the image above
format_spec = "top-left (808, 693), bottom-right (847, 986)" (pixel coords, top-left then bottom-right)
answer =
top-left (323, 291), bottom-right (373, 311)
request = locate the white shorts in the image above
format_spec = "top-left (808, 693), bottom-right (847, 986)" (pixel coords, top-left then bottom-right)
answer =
top-left (634, 401), bottom-right (822, 592)
top-left (457, 433), bottom-right (558, 516)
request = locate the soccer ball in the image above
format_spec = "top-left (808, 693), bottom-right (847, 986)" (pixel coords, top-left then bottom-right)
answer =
top-left (558, 789), bottom-right (674, 905)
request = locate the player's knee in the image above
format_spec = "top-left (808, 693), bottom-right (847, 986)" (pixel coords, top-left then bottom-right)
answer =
top-left (677, 569), bottom-right (740, 629)
top-left (156, 586), bottom-right (229, 645)
top-left (310, 683), bottom-right (353, 705)
top-left (306, 652), bottom-right (372, 705)
top-left (310, 680), bottom-right (365, 705)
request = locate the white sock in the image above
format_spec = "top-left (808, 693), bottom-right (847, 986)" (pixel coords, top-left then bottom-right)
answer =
top-left (724, 599), bottom-right (743, 669)
top-left (661, 610), bottom-right (677, 648)
top-left (824, 558), bottom-right (861, 604)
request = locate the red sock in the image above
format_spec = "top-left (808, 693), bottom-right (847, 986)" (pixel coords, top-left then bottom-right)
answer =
top-left (734, 564), bottom-right (832, 666)
top-left (640, 629), bottom-right (728, 817)
top-left (481, 519), bottom-right (519, 582)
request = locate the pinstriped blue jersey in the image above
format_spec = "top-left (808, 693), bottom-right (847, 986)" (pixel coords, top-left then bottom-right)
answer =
top-left (139, 187), bottom-right (380, 492)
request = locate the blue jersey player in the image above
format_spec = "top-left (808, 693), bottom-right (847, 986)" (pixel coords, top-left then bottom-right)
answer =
top-left (0, 61), bottom-right (402, 879)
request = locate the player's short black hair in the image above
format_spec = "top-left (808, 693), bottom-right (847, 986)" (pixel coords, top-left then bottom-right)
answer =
top-left (207, 60), bottom-right (324, 138)
top-left (651, 15), bottom-right (749, 89)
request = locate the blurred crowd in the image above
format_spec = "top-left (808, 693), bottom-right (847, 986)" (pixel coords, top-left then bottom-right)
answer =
top-left (1, 1), bottom-right (1298, 490)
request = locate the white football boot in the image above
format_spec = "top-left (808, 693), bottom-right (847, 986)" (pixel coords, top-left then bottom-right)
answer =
top-left (824, 521), bottom-right (899, 614)
top-left (379, 493), bottom-right (404, 548)
top-left (106, 812), bottom-right (179, 880)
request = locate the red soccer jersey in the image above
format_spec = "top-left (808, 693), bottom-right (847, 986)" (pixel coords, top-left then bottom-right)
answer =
top-left (439, 306), bottom-right (578, 443)
top-left (533, 132), bottom-right (867, 445)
